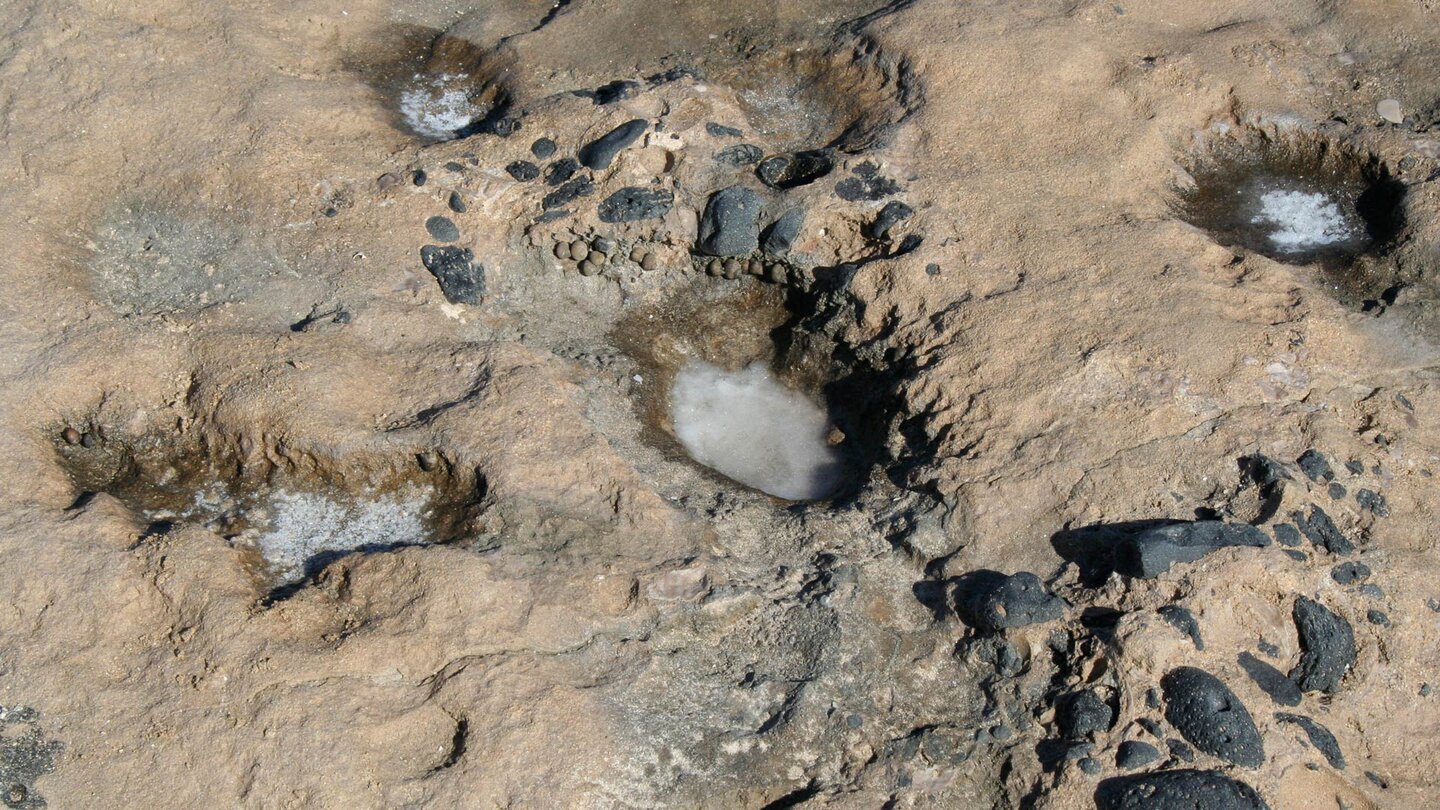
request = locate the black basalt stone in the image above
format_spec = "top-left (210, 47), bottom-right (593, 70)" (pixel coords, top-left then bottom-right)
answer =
top-left (1297, 449), bottom-right (1335, 483)
top-left (866, 200), bottom-right (913, 240)
top-left (1161, 667), bottom-right (1265, 768)
top-left (597, 187), bottom-right (674, 223)
top-left (1273, 523), bottom-right (1302, 547)
top-left (1355, 488), bottom-right (1389, 517)
top-left (530, 137), bottom-right (557, 159)
top-left (578, 119), bottom-right (647, 170)
top-left (835, 162), bottom-right (903, 201)
top-left (1289, 596), bottom-right (1355, 694)
top-left (1331, 561), bottom-right (1371, 585)
top-left (952, 570), bottom-right (1064, 633)
top-left (1159, 605), bottom-right (1204, 650)
top-left (756, 149), bottom-right (835, 190)
top-left (1275, 712), bottom-right (1345, 769)
top-left (715, 144), bottom-right (764, 166)
top-left (424, 215), bottom-right (460, 242)
top-left (1058, 689), bottom-right (1114, 739)
top-left (706, 122), bottom-right (743, 138)
top-left (1238, 652), bottom-right (1301, 707)
top-left (419, 246), bottom-right (485, 305)
top-left (1115, 521), bottom-right (1270, 579)
top-left (696, 186), bottom-right (762, 257)
top-left (761, 208), bottom-right (807, 258)
top-left (1096, 770), bottom-right (1270, 810)
top-left (505, 160), bottom-right (540, 181)
top-left (544, 158), bottom-right (580, 186)
top-left (542, 176), bottom-right (594, 210)
top-left (1115, 740), bottom-right (1160, 770)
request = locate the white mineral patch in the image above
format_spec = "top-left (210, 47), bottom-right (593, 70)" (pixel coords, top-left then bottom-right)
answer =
top-left (399, 73), bottom-right (480, 141)
top-left (254, 488), bottom-right (431, 584)
top-left (669, 360), bottom-right (843, 501)
top-left (1250, 189), bottom-right (1354, 252)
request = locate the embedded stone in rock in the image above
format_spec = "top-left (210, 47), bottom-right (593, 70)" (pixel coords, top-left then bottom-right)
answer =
top-left (706, 122), bottom-right (743, 138)
top-left (1295, 505), bottom-right (1353, 555)
top-left (952, 570), bottom-right (1064, 633)
top-left (866, 200), bottom-right (914, 240)
top-left (425, 215), bottom-right (460, 242)
top-left (545, 157), bottom-right (580, 186)
top-left (1355, 488), bottom-right (1389, 516)
top-left (1275, 712), bottom-right (1345, 769)
top-left (1096, 770), bottom-right (1270, 810)
top-left (1290, 596), bottom-right (1355, 694)
top-left (835, 162), bottom-right (903, 201)
top-left (1331, 561), bottom-right (1371, 584)
top-left (1058, 689), bottom-right (1113, 739)
top-left (530, 137), bottom-right (557, 160)
top-left (1115, 521), bottom-right (1270, 578)
top-left (542, 176), bottom-right (595, 210)
top-left (597, 187), bottom-right (674, 223)
top-left (1273, 523), bottom-right (1302, 547)
top-left (1114, 740), bottom-right (1160, 770)
top-left (715, 144), bottom-right (764, 166)
top-left (1238, 652), bottom-right (1301, 707)
top-left (1297, 449), bottom-right (1334, 483)
top-left (506, 160), bottom-right (540, 182)
top-left (1159, 605), bottom-right (1204, 650)
top-left (756, 150), bottom-right (835, 190)
top-left (420, 245), bottom-right (485, 304)
top-left (1161, 666), bottom-right (1265, 768)
top-left (577, 119), bottom-right (648, 170)
top-left (762, 208), bottom-right (806, 259)
top-left (697, 186), bottom-right (763, 257)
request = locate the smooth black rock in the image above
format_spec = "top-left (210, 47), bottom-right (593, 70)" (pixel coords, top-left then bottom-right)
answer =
top-left (1331, 561), bottom-right (1371, 585)
top-left (1275, 713), bottom-right (1345, 768)
top-left (1096, 770), bottom-right (1270, 810)
top-left (577, 119), bottom-right (647, 170)
top-left (1273, 523), bottom-right (1302, 547)
top-left (1290, 596), bottom-right (1355, 694)
top-left (1238, 652), bottom-right (1301, 706)
top-left (952, 570), bottom-right (1064, 633)
top-left (1115, 740), bottom-right (1160, 770)
top-left (1367, 609), bottom-right (1388, 625)
top-left (419, 246), bottom-right (485, 305)
top-left (1159, 605), bottom-right (1204, 650)
top-left (597, 187), bottom-right (674, 223)
top-left (1355, 488), bottom-right (1389, 516)
top-left (756, 149), bottom-right (835, 189)
top-left (424, 215), bottom-right (460, 242)
top-left (447, 191), bottom-right (467, 214)
top-left (761, 208), bottom-right (806, 258)
top-left (866, 200), bottom-right (913, 240)
top-left (1059, 689), bottom-right (1113, 739)
top-left (1079, 757), bottom-right (1102, 775)
top-left (544, 158), bottom-right (580, 186)
top-left (715, 143), bottom-right (764, 166)
top-left (530, 137), bottom-right (557, 159)
top-left (696, 186), bottom-right (762, 257)
top-left (1167, 739), bottom-right (1195, 762)
top-left (506, 160), bottom-right (540, 182)
top-left (1161, 667), bottom-right (1265, 768)
top-left (1116, 521), bottom-right (1270, 579)
top-left (706, 122), bottom-right (743, 138)
top-left (1297, 449), bottom-right (1335, 483)
top-left (412, 169), bottom-right (427, 186)
top-left (835, 162), bottom-right (903, 201)
top-left (1304, 508), bottom-right (1355, 560)
top-left (541, 176), bottom-right (594, 210)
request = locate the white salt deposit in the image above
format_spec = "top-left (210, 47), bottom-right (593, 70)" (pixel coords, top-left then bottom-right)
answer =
top-left (399, 73), bottom-right (480, 141)
top-left (253, 488), bottom-right (431, 584)
top-left (1250, 189), bottom-right (1354, 252)
top-left (669, 360), bottom-right (843, 501)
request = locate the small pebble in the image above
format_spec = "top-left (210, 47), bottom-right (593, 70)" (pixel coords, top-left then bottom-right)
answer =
top-left (1078, 757), bottom-right (1102, 775)
top-left (1344, 460), bottom-right (1365, 475)
top-left (425, 216), bottom-right (460, 242)
top-left (506, 160), bottom-right (541, 182)
top-left (531, 137), bottom-right (558, 159)
top-left (553, 242), bottom-right (571, 260)
top-left (629, 246), bottom-right (645, 262)
top-left (1366, 609), bottom-right (1389, 626)
top-left (640, 253), bottom-right (658, 272)
top-left (593, 236), bottom-right (614, 254)
top-left (706, 258), bottom-right (722, 276)
top-left (569, 240), bottom-right (590, 261)
top-left (1327, 482), bottom-right (1346, 500)
top-left (448, 191), bottom-right (467, 213)
top-left (416, 451), bottom-right (438, 472)
top-left (845, 714), bottom-right (863, 729)
top-left (1284, 549), bottom-right (1307, 562)
top-left (1377, 99), bottom-right (1404, 124)
top-left (765, 264), bottom-right (786, 284)
top-left (926, 263), bottom-right (941, 276)
top-left (578, 260), bottom-right (600, 277)
top-left (444, 161), bottom-right (464, 173)
top-left (1357, 583), bottom-right (1384, 599)
top-left (1355, 489), bottom-right (1389, 517)
top-left (747, 258), bottom-right (765, 276)
top-left (1331, 562), bottom-right (1371, 585)
top-left (1115, 740), bottom-right (1160, 770)
top-left (61, 427), bottom-right (81, 445)
top-left (412, 169), bottom-right (427, 186)
top-left (722, 258), bottom-right (741, 279)
top-left (587, 249), bottom-right (606, 265)
top-left (80, 432), bottom-right (97, 448)
top-left (1421, 683), bottom-right (1432, 697)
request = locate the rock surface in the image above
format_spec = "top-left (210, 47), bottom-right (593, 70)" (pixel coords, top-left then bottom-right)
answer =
top-left (1096, 770), bottom-right (1271, 810)
top-left (1116, 521), bottom-right (1270, 578)
top-left (1290, 596), bottom-right (1357, 694)
top-left (952, 570), bottom-right (1064, 633)
top-left (696, 186), bottom-right (763, 257)
top-left (1162, 667), bottom-right (1265, 768)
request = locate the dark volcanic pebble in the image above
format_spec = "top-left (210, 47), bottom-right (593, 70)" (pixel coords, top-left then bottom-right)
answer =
top-left (1095, 770), bottom-right (1270, 810)
top-left (1275, 713), bottom-right (1345, 768)
top-left (1273, 523), bottom-right (1302, 547)
top-left (1355, 488), bottom-right (1389, 516)
top-left (835, 162), bottom-right (904, 201)
top-left (1297, 449), bottom-right (1335, 483)
top-left (756, 149), bottom-right (835, 189)
top-left (706, 122), bottom-right (743, 138)
top-left (1159, 605), bottom-right (1204, 650)
top-left (419, 246), bottom-right (485, 305)
top-left (952, 570), bottom-right (1064, 633)
top-left (1344, 459), bottom-right (1365, 474)
top-left (506, 160), bottom-right (541, 181)
top-left (1290, 596), bottom-right (1355, 694)
top-left (447, 191), bottom-right (467, 213)
top-left (1366, 609), bottom-right (1388, 625)
top-left (1283, 549), bottom-right (1307, 561)
top-left (576, 80), bottom-right (640, 105)
top-left (597, 187), bottom-right (674, 223)
top-left (1327, 482), bottom-right (1347, 499)
top-left (545, 158), bottom-right (580, 186)
top-left (926, 262), bottom-right (941, 275)
top-left (697, 186), bottom-right (763, 257)
top-left (1358, 583), bottom-right (1384, 598)
top-left (542, 176), bottom-right (595, 210)
top-left (715, 143), bottom-right (765, 166)
top-left (762, 208), bottom-right (807, 258)
top-left (1059, 689), bottom-right (1113, 739)
top-left (1238, 652), bottom-right (1301, 706)
top-left (530, 137), bottom-right (557, 159)
top-left (1079, 757), bottom-right (1102, 775)
top-left (444, 161), bottom-right (464, 172)
top-left (1115, 740), bottom-right (1160, 770)
top-left (578, 119), bottom-right (647, 170)
top-left (1116, 521), bottom-right (1270, 579)
top-left (866, 200), bottom-right (914, 240)
top-left (1161, 667), bottom-right (1265, 768)
top-left (1167, 739), bottom-right (1195, 762)
top-left (1294, 505), bottom-right (1354, 555)
top-left (1331, 561), bottom-right (1371, 584)
top-left (412, 169), bottom-right (427, 186)
top-left (424, 215), bottom-right (460, 242)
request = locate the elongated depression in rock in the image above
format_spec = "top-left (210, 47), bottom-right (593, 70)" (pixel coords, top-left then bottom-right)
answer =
top-left (669, 360), bottom-right (843, 500)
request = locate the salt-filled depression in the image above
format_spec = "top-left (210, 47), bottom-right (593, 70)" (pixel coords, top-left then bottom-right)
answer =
top-left (669, 360), bottom-right (844, 501)
top-left (1250, 187), bottom-right (1362, 254)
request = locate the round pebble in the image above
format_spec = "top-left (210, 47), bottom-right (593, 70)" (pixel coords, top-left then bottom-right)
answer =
top-left (578, 260), bottom-right (600, 276)
top-left (640, 253), bottom-right (658, 272)
top-left (569, 240), bottom-right (590, 261)
top-left (587, 249), bottom-right (606, 265)
top-left (61, 427), bottom-right (81, 445)
top-left (706, 258), bottom-right (722, 276)
top-left (1377, 98), bottom-right (1404, 124)
top-left (448, 191), bottom-right (467, 213)
top-left (377, 172), bottom-right (401, 191)
top-left (425, 216), bottom-right (460, 242)
top-left (722, 259), bottom-right (741, 279)
top-left (412, 169), bottom-right (427, 186)
top-left (765, 264), bottom-right (786, 284)
top-left (553, 242), bottom-right (570, 260)
top-left (80, 432), bottom-right (97, 448)
top-left (531, 137), bottom-right (558, 159)
top-left (747, 258), bottom-right (765, 276)
top-left (629, 246), bottom-right (646, 262)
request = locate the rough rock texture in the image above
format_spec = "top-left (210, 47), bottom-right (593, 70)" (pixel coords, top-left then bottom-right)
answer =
top-left (1095, 770), bottom-right (1271, 810)
top-left (697, 186), bottom-right (763, 257)
top-left (1290, 596), bottom-right (1357, 694)
top-left (1162, 667), bottom-right (1266, 768)
top-left (1116, 521), bottom-right (1270, 578)
top-left (951, 570), bottom-right (1065, 633)
top-left (1275, 712), bottom-right (1345, 769)
top-left (1, 0), bottom-right (1439, 807)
